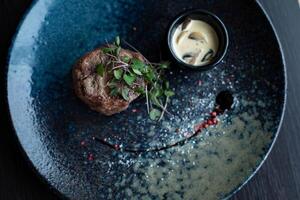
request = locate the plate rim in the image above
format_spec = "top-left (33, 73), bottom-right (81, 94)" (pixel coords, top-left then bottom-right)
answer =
top-left (223, 0), bottom-right (288, 199)
top-left (4, 0), bottom-right (69, 199)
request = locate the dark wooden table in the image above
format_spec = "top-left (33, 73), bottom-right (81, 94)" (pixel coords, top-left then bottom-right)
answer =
top-left (1, 0), bottom-right (300, 199)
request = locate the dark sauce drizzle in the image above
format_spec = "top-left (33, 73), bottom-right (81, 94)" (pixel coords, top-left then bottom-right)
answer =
top-left (95, 91), bottom-right (234, 153)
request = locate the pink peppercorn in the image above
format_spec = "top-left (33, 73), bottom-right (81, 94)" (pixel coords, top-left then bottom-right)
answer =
top-left (211, 112), bottom-right (217, 118)
top-left (114, 144), bottom-right (120, 150)
top-left (194, 124), bottom-right (202, 132)
top-left (88, 154), bottom-right (94, 161)
top-left (80, 141), bottom-right (86, 146)
top-left (212, 118), bottom-right (218, 125)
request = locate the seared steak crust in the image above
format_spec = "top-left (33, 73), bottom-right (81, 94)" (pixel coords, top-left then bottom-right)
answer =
top-left (73, 47), bottom-right (145, 116)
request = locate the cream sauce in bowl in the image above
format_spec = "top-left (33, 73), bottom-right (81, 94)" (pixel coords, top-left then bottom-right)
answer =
top-left (171, 18), bottom-right (219, 66)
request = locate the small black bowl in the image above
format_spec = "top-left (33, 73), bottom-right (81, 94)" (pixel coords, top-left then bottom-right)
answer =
top-left (167, 9), bottom-right (229, 71)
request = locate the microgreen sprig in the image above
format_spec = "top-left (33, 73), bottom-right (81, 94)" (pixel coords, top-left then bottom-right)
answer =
top-left (97, 36), bottom-right (175, 121)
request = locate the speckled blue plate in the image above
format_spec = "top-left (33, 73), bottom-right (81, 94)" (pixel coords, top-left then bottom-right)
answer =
top-left (7, 0), bottom-right (286, 199)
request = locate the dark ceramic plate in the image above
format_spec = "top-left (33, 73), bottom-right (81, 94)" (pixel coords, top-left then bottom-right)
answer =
top-left (7, 0), bottom-right (286, 199)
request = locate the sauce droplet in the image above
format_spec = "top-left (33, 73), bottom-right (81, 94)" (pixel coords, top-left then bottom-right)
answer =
top-left (216, 90), bottom-right (234, 111)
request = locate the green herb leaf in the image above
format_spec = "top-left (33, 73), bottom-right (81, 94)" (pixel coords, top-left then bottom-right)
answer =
top-left (153, 88), bottom-right (163, 97)
top-left (108, 79), bottom-right (118, 88)
top-left (131, 59), bottom-right (144, 75)
top-left (116, 46), bottom-right (121, 55)
top-left (123, 73), bottom-right (136, 86)
top-left (115, 36), bottom-right (120, 46)
top-left (122, 56), bottom-right (131, 63)
top-left (145, 69), bottom-right (155, 82)
top-left (149, 109), bottom-right (161, 121)
top-left (110, 87), bottom-right (119, 96)
top-left (135, 86), bottom-right (145, 94)
top-left (121, 87), bottom-right (130, 101)
top-left (102, 47), bottom-right (116, 54)
top-left (159, 62), bottom-right (170, 69)
top-left (164, 81), bottom-right (170, 89)
top-left (131, 58), bottom-right (145, 70)
top-left (164, 90), bottom-right (175, 97)
top-left (141, 65), bottom-right (149, 74)
top-left (132, 68), bottom-right (142, 75)
top-left (149, 90), bottom-right (161, 106)
top-left (113, 69), bottom-right (123, 80)
top-left (96, 64), bottom-right (105, 77)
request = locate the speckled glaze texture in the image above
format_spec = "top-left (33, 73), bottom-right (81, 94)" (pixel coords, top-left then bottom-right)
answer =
top-left (7, 0), bottom-right (285, 199)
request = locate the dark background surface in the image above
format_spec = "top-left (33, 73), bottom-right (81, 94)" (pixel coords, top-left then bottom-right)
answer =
top-left (1, 0), bottom-right (300, 199)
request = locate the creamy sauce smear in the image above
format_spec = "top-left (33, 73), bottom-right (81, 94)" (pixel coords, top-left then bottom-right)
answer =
top-left (172, 19), bottom-right (219, 66)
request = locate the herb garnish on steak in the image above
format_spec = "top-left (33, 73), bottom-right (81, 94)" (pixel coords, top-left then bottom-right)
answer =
top-left (73, 37), bottom-right (174, 120)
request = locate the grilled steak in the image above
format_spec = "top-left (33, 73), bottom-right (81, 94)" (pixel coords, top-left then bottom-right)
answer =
top-left (72, 47), bottom-right (145, 116)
